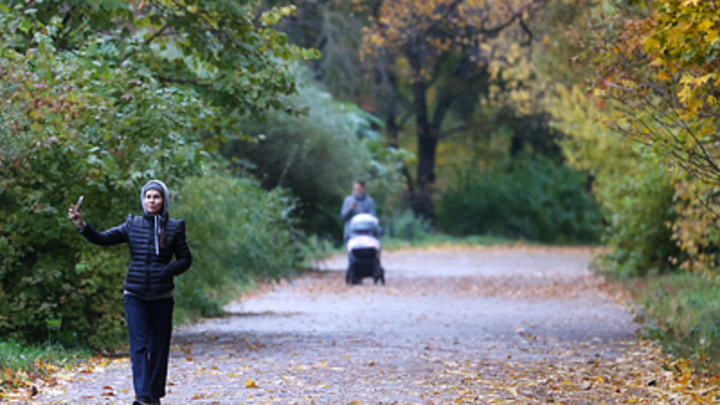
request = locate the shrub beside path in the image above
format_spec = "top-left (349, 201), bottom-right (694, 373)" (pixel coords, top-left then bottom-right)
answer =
top-left (30, 246), bottom-right (720, 404)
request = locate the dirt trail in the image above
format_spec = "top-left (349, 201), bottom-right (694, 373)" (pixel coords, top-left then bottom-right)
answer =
top-left (32, 246), bottom-right (686, 404)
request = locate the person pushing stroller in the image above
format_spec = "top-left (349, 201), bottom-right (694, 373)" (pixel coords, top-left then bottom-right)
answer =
top-left (340, 180), bottom-right (385, 285)
top-left (341, 180), bottom-right (376, 242)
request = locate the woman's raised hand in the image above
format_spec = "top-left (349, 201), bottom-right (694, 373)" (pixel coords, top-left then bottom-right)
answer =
top-left (68, 205), bottom-right (85, 228)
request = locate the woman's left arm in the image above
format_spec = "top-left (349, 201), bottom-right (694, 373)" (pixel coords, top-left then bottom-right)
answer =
top-left (79, 216), bottom-right (131, 246)
top-left (166, 220), bottom-right (192, 277)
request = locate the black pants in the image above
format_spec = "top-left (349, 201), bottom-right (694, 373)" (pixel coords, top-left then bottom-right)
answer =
top-left (124, 295), bottom-right (174, 401)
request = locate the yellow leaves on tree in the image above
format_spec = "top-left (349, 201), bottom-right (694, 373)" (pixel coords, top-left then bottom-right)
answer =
top-left (357, 0), bottom-right (550, 213)
top-left (604, 0), bottom-right (720, 123)
top-left (573, 0), bottom-right (720, 277)
top-left (643, 1), bottom-right (720, 119)
top-left (361, 0), bottom-right (545, 60)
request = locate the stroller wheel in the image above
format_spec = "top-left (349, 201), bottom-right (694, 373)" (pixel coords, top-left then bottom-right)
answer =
top-left (345, 267), bottom-right (353, 285)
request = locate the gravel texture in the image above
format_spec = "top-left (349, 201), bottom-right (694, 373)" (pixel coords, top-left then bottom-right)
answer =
top-left (31, 246), bottom-right (646, 404)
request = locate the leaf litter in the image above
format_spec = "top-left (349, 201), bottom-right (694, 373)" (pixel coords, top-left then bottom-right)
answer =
top-left (24, 246), bottom-right (720, 404)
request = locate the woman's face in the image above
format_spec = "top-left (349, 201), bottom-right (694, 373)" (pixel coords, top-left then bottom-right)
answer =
top-left (144, 189), bottom-right (163, 215)
top-left (353, 183), bottom-right (365, 196)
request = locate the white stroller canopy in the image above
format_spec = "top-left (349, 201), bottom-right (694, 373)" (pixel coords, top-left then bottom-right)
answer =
top-left (347, 235), bottom-right (381, 252)
top-left (349, 213), bottom-right (379, 233)
top-left (350, 213), bottom-right (379, 225)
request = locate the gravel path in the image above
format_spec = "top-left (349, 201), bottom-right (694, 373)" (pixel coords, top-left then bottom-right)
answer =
top-left (32, 246), bottom-right (655, 404)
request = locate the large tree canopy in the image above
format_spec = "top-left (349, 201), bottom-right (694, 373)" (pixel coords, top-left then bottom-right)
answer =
top-left (0, 0), bottom-right (318, 345)
top-left (586, 0), bottom-right (720, 186)
top-left (360, 0), bottom-right (549, 218)
top-left (578, 0), bottom-right (720, 275)
top-left (2, 0), bottom-right (318, 129)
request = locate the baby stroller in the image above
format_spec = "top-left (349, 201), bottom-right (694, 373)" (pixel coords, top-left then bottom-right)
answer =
top-left (346, 213), bottom-right (385, 285)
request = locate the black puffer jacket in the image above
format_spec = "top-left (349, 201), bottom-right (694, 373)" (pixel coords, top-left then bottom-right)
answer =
top-left (80, 214), bottom-right (192, 298)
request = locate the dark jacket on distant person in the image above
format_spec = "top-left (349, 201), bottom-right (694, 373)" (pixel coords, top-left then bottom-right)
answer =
top-left (341, 192), bottom-right (376, 241)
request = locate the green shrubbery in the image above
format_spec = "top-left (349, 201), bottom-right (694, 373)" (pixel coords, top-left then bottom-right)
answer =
top-left (549, 86), bottom-right (681, 276)
top-left (0, 8), bottom-right (314, 349)
top-left (173, 174), bottom-right (299, 318)
top-left (0, 25), bottom-right (207, 348)
top-left (598, 166), bottom-right (679, 277)
top-left (436, 156), bottom-right (602, 243)
top-left (0, 9), bottom-right (399, 350)
top-left (636, 272), bottom-right (720, 371)
top-left (383, 209), bottom-right (433, 242)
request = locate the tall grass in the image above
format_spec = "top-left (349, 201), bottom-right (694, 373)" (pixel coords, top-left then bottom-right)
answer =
top-left (0, 340), bottom-right (90, 390)
top-left (634, 272), bottom-right (720, 371)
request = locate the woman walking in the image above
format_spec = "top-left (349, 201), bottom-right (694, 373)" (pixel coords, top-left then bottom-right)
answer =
top-left (68, 180), bottom-right (192, 405)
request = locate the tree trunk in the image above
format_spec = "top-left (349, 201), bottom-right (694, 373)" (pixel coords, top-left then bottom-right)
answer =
top-left (408, 45), bottom-right (438, 220)
top-left (414, 127), bottom-right (437, 220)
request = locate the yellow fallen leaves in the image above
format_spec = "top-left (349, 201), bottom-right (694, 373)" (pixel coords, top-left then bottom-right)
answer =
top-left (433, 340), bottom-right (720, 404)
top-left (245, 378), bottom-right (258, 388)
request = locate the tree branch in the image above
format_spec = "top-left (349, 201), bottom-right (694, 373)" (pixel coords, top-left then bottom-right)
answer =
top-left (121, 24), bottom-right (171, 62)
top-left (472, 0), bottom-right (549, 38)
top-left (156, 76), bottom-right (211, 89)
top-left (144, 24), bottom-right (171, 46)
top-left (431, 92), bottom-right (454, 132)
top-left (519, 18), bottom-right (535, 46)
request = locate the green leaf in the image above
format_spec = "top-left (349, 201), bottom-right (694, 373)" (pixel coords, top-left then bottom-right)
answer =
top-left (19, 18), bottom-right (32, 34)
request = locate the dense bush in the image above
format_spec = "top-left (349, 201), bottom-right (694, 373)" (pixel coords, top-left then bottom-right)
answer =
top-left (0, 25), bottom-right (209, 347)
top-left (599, 167), bottom-right (679, 277)
top-left (578, 0), bottom-right (720, 280)
top-left (0, 8), bottom-right (306, 348)
top-left (383, 210), bottom-right (433, 241)
top-left (173, 174), bottom-right (298, 318)
top-left (437, 155), bottom-right (602, 243)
